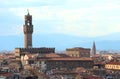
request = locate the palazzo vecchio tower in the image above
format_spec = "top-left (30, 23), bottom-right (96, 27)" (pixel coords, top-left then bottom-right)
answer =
top-left (23, 12), bottom-right (33, 48)
top-left (15, 11), bottom-right (55, 58)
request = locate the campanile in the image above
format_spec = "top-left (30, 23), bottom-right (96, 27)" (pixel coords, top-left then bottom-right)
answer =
top-left (91, 41), bottom-right (96, 57)
top-left (23, 11), bottom-right (33, 48)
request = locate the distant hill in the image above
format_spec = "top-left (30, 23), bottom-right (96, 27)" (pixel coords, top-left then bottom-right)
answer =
top-left (0, 33), bottom-right (120, 51)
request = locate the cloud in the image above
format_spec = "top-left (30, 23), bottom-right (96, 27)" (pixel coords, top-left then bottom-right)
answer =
top-left (1, 0), bottom-right (120, 37)
top-left (0, 25), bottom-right (22, 36)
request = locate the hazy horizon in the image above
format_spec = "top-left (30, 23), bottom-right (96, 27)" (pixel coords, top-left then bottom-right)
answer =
top-left (0, 0), bottom-right (120, 51)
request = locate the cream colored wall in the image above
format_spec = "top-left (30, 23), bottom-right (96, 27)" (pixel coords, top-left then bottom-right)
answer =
top-left (66, 50), bottom-right (90, 57)
top-left (15, 49), bottom-right (20, 57)
top-left (21, 55), bottom-right (29, 65)
top-left (105, 64), bottom-right (120, 70)
top-left (24, 55), bottom-right (29, 60)
top-left (66, 51), bottom-right (80, 57)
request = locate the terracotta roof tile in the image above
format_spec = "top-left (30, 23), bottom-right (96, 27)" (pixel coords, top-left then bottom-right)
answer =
top-left (83, 75), bottom-right (103, 79)
top-left (45, 53), bottom-right (61, 58)
top-left (0, 73), bottom-right (13, 77)
top-left (106, 62), bottom-right (120, 65)
top-left (49, 57), bottom-right (93, 61)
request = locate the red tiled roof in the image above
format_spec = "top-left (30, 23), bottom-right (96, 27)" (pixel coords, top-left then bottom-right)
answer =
top-left (83, 75), bottom-right (103, 79)
top-left (0, 73), bottom-right (13, 77)
top-left (0, 56), bottom-right (4, 59)
top-left (106, 62), bottom-right (120, 65)
top-left (45, 53), bottom-right (62, 58)
top-left (29, 57), bottom-right (93, 61)
top-left (48, 57), bottom-right (93, 61)
top-left (28, 53), bottom-right (93, 61)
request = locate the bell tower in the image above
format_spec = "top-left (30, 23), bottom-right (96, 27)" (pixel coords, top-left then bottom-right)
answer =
top-left (91, 41), bottom-right (96, 57)
top-left (23, 11), bottom-right (33, 48)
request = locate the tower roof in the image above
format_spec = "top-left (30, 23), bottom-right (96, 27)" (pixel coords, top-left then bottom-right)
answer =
top-left (93, 41), bottom-right (96, 48)
top-left (91, 41), bottom-right (96, 56)
top-left (27, 9), bottom-right (30, 15)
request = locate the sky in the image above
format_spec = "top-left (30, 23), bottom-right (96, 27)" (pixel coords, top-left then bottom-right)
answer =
top-left (0, 0), bottom-right (120, 37)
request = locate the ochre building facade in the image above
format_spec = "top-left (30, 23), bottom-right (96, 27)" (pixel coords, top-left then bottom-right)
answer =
top-left (105, 62), bottom-right (120, 70)
top-left (66, 47), bottom-right (90, 58)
